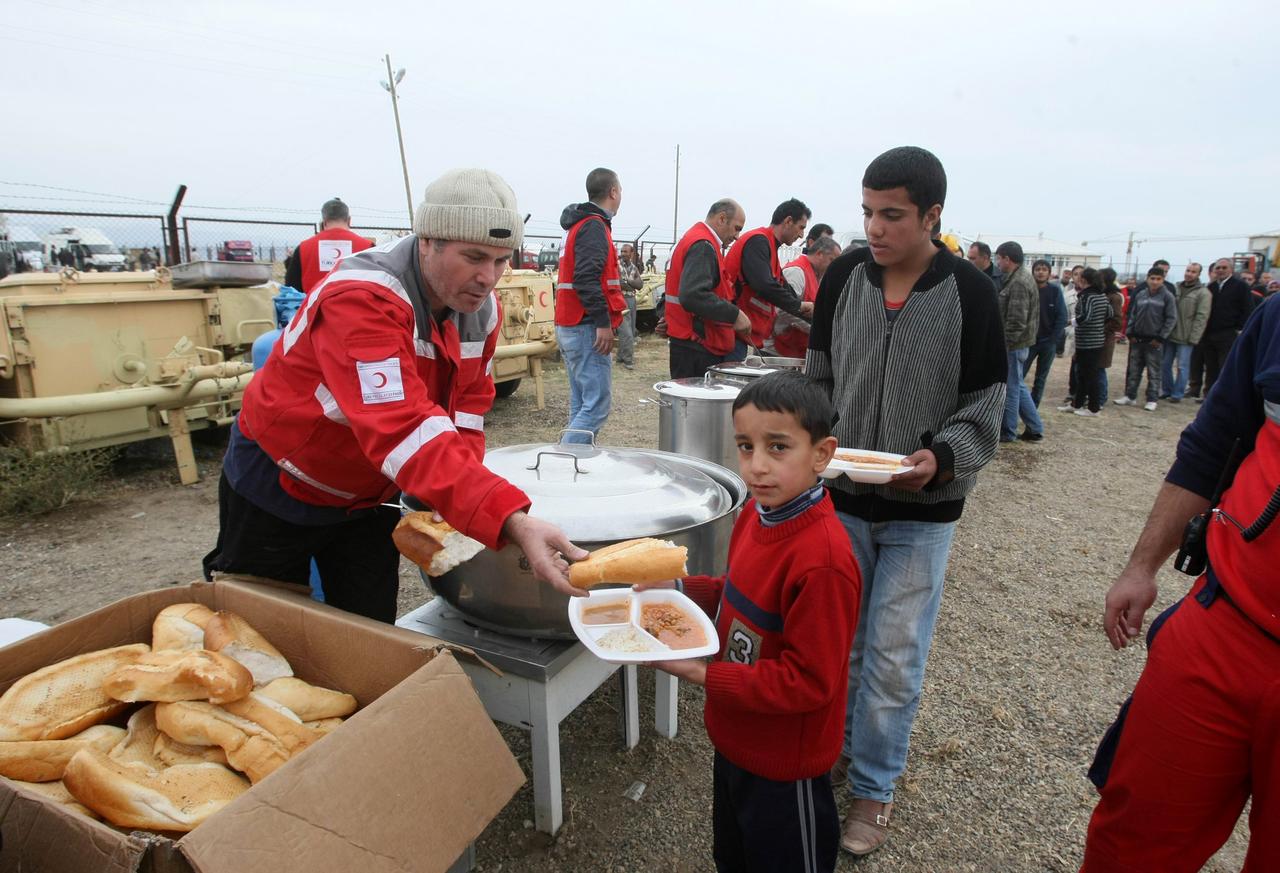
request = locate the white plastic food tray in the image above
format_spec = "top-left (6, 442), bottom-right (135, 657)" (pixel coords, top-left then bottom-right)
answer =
top-left (821, 448), bottom-right (914, 485)
top-left (568, 588), bottom-right (719, 664)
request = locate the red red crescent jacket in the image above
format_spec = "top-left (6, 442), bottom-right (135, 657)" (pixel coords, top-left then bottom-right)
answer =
top-left (555, 215), bottom-right (625, 329)
top-left (724, 227), bottom-right (783, 348)
top-left (664, 222), bottom-right (736, 355)
top-left (1207, 415), bottom-right (1280, 639)
top-left (773, 254), bottom-right (819, 359)
top-left (240, 235), bottom-right (530, 549)
top-left (297, 227), bottom-right (374, 293)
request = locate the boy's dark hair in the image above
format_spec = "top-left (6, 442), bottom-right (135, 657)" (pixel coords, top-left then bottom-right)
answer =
top-left (970, 241), bottom-right (992, 259)
top-left (770, 198), bottom-right (811, 226)
top-left (732, 371), bottom-right (834, 443)
top-left (1032, 258), bottom-right (1052, 270)
top-left (995, 241), bottom-right (1024, 265)
top-left (1147, 266), bottom-right (1166, 278)
top-left (862, 146), bottom-right (947, 216)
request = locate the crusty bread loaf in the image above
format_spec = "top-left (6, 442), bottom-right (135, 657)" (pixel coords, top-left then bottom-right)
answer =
top-left (0, 724), bottom-right (126, 782)
top-left (151, 603), bottom-right (215, 652)
top-left (9, 779), bottom-right (100, 819)
top-left (258, 677), bottom-right (357, 721)
top-left (832, 451), bottom-right (903, 468)
top-left (304, 717), bottom-right (344, 736)
top-left (155, 696), bottom-right (317, 784)
top-left (393, 511), bottom-right (486, 576)
top-left (568, 538), bottom-right (689, 589)
top-left (0, 644), bottom-right (149, 741)
top-left (203, 612), bottom-right (293, 687)
top-left (104, 649), bottom-right (253, 705)
top-left (153, 729), bottom-right (229, 767)
top-left (62, 747), bottom-right (249, 832)
top-left (108, 705), bottom-right (165, 769)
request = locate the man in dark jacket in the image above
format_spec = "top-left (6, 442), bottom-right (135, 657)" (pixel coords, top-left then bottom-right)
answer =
top-left (1114, 268), bottom-right (1178, 409)
top-left (1194, 258), bottom-right (1254, 401)
top-left (996, 241), bottom-right (1041, 441)
top-left (554, 168), bottom-right (625, 443)
top-left (1024, 259), bottom-right (1068, 408)
top-left (968, 241), bottom-right (1001, 287)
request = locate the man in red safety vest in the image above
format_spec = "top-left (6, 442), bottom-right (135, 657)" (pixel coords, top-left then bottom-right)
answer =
top-left (554, 168), bottom-right (625, 444)
top-left (769, 235), bottom-right (842, 359)
top-left (664, 198), bottom-right (752, 379)
top-left (204, 169), bottom-right (587, 623)
top-left (1082, 295), bottom-right (1280, 871)
top-left (285, 198), bottom-right (374, 293)
top-left (723, 198), bottom-right (814, 351)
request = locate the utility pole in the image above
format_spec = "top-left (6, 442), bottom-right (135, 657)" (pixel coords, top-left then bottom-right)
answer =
top-left (672, 144), bottom-right (681, 246)
top-left (1124, 230), bottom-right (1134, 282)
top-left (381, 55), bottom-right (414, 226)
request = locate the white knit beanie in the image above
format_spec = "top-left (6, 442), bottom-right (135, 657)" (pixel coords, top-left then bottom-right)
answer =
top-left (412, 168), bottom-right (523, 250)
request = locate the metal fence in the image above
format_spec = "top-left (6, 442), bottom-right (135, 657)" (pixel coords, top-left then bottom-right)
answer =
top-left (181, 216), bottom-right (318, 264)
top-left (0, 208), bottom-right (171, 272)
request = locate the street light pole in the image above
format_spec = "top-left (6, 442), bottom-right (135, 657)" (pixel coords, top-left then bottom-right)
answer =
top-left (381, 54), bottom-right (414, 226)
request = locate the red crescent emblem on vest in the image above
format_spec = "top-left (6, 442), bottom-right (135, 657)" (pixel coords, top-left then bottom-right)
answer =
top-left (372, 372), bottom-right (387, 388)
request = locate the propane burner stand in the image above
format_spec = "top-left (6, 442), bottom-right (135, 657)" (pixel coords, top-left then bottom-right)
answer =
top-left (397, 599), bottom-right (680, 836)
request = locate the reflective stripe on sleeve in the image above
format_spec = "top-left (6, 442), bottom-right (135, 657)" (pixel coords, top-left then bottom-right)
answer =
top-left (380, 416), bottom-right (458, 480)
top-left (278, 458), bottom-right (357, 499)
top-left (414, 339), bottom-right (436, 359)
top-left (313, 383), bottom-right (349, 426)
top-left (455, 411), bottom-right (484, 431)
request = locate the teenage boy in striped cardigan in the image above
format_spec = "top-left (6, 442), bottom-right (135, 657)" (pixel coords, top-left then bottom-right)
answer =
top-left (805, 146), bottom-right (1007, 856)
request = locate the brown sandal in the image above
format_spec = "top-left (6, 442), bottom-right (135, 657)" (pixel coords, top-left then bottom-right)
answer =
top-left (840, 798), bottom-right (893, 856)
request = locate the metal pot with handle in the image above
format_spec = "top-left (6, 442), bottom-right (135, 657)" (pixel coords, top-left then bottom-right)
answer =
top-left (409, 432), bottom-right (746, 639)
top-left (705, 354), bottom-right (805, 387)
top-left (644, 377), bottom-right (742, 472)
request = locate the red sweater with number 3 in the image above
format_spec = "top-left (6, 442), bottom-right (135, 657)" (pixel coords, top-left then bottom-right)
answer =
top-left (683, 493), bottom-right (861, 781)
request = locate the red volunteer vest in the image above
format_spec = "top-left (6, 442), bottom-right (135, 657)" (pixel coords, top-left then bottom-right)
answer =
top-left (724, 227), bottom-right (783, 348)
top-left (297, 227), bottom-right (373, 293)
top-left (664, 222), bottom-right (736, 355)
top-left (555, 215), bottom-right (624, 329)
top-left (773, 254), bottom-right (819, 359)
top-left (1207, 415), bottom-right (1280, 640)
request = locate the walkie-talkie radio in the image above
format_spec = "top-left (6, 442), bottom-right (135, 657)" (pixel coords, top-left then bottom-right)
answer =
top-left (1173, 439), bottom-right (1240, 576)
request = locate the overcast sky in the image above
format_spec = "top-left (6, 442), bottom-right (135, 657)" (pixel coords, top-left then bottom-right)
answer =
top-left (3, 0), bottom-right (1278, 273)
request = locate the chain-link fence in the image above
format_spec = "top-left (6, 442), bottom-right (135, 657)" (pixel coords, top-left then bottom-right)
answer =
top-left (0, 208), bottom-right (170, 273)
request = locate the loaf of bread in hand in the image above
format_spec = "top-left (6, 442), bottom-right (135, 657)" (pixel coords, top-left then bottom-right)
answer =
top-left (203, 612), bottom-right (293, 687)
top-left (568, 538), bottom-right (689, 588)
top-left (0, 644), bottom-right (149, 741)
top-left (393, 511), bottom-right (486, 577)
top-left (62, 746), bottom-right (249, 832)
top-left (0, 724), bottom-right (126, 782)
top-left (104, 649), bottom-right (253, 705)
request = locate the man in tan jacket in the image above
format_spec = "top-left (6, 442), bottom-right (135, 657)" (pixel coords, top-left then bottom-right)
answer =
top-left (1162, 263), bottom-right (1211, 402)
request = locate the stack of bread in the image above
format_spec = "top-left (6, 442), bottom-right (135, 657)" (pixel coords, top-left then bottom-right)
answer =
top-left (0, 603), bottom-right (358, 833)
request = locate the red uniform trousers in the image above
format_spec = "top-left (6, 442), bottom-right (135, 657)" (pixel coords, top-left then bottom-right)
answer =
top-left (1081, 577), bottom-right (1280, 872)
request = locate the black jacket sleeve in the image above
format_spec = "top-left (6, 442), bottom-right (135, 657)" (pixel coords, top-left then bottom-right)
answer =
top-left (571, 219), bottom-right (612, 329)
top-left (284, 248), bottom-right (302, 291)
top-left (741, 235), bottom-right (804, 316)
top-left (678, 240), bottom-right (740, 325)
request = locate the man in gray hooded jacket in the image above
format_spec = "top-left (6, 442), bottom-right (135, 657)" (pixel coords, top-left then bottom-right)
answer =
top-left (1162, 263), bottom-right (1210, 402)
top-left (996, 241), bottom-right (1040, 441)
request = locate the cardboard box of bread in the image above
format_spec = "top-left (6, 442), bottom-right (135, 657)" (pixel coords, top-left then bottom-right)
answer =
top-left (0, 577), bottom-right (524, 873)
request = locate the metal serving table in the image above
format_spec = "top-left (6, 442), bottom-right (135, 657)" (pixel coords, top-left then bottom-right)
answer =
top-left (397, 599), bottom-right (679, 835)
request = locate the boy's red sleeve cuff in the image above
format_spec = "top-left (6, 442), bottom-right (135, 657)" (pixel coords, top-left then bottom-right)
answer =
top-left (681, 574), bottom-right (723, 617)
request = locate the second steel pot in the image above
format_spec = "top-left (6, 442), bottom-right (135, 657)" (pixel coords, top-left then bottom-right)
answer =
top-left (648, 378), bottom-right (741, 472)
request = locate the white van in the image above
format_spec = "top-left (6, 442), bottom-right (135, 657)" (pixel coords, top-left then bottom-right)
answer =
top-left (7, 226), bottom-right (44, 271)
top-left (43, 227), bottom-right (127, 271)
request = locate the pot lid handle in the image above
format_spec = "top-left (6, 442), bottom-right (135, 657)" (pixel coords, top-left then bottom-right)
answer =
top-left (557, 428), bottom-right (597, 446)
top-left (526, 450), bottom-right (589, 475)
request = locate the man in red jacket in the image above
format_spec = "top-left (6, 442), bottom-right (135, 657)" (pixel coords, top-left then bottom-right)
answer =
top-left (769, 235), bottom-right (842, 359)
top-left (284, 198), bottom-right (374, 293)
top-left (724, 199), bottom-right (814, 351)
top-left (204, 168), bottom-right (586, 622)
top-left (647, 371), bottom-right (860, 873)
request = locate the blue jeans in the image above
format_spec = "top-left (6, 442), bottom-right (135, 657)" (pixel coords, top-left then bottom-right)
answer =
top-left (1022, 337), bottom-right (1057, 408)
top-left (556, 323), bottom-right (612, 443)
top-left (1162, 341), bottom-right (1193, 400)
top-left (836, 513), bottom-right (958, 802)
top-left (1003, 348), bottom-right (1043, 439)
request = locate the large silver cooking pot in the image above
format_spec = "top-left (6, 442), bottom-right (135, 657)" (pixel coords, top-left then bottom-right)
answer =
top-left (411, 437), bottom-right (746, 639)
top-left (706, 355), bottom-right (805, 387)
top-left (647, 377), bottom-right (741, 471)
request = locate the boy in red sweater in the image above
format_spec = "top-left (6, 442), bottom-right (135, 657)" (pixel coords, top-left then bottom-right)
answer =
top-left (645, 371), bottom-right (862, 873)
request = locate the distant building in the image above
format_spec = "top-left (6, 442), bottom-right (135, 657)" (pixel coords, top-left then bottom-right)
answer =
top-left (970, 233), bottom-right (1103, 275)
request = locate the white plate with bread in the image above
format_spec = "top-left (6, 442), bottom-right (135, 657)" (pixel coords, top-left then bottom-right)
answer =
top-left (823, 449), bottom-right (914, 485)
top-left (569, 588), bottom-right (719, 664)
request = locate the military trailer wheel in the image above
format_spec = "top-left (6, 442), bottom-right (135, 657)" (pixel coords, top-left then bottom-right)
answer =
top-left (495, 378), bottom-right (521, 399)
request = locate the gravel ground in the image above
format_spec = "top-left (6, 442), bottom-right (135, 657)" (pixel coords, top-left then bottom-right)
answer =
top-left (0, 330), bottom-right (1249, 871)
